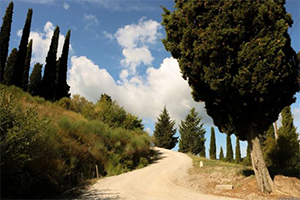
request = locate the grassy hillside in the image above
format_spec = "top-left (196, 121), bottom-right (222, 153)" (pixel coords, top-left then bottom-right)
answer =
top-left (0, 85), bottom-right (152, 199)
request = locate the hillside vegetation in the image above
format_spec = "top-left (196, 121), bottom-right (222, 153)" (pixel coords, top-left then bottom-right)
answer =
top-left (0, 85), bottom-right (152, 199)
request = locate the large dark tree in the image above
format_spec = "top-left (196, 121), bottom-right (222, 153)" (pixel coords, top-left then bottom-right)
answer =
top-left (209, 127), bottom-right (216, 160)
top-left (0, 2), bottom-right (13, 82)
top-left (153, 106), bottom-right (178, 149)
top-left (225, 133), bottom-right (234, 162)
top-left (28, 63), bottom-right (42, 96)
top-left (179, 108), bottom-right (206, 155)
top-left (162, 0), bottom-right (299, 193)
top-left (56, 30), bottom-right (71, 100)
top-left (3, 48), bottom-right (17, 85)
top-left (42, 26), bottom-right (60, 101)
top-left (12, 8), bottom-right (32, 88)
top-left (22, 39), bottom-right (32, 91)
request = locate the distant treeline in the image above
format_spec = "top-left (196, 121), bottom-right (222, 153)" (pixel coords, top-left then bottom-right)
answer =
top-left (0, 1), bottom-right (71, 101)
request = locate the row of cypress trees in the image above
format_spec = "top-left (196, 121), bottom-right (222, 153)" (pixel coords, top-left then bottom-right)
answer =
top-left (0, 2), bottom-right (71, 101)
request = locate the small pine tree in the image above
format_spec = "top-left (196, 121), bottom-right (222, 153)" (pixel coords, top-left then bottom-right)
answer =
top-left (56, 30), bottom-right (71, 100)
top-left (22, 39), bottom-right (32, 91)
top-left (225, 133), bottom-right (234, 162)
top-left (12, 8), bottom-right (32, 88)
top-left (42, 26), bottom-right (60, 101)
top-left (179, 108), bottom-right (206, 155)
top-left (0, 1), bottom-right (14, 82)
top-left (235, 137), bottom-right (241, 164)
top-left (153, 106), bottom-right (178, 149)
top-left (3, 48), bottom-right (17, 85)
top-left (28, 63), bottom-right (42, 96)
top-left (209, 127), bottom-right (216, 160)
top-left (219, 146), bottom-right (224, 161)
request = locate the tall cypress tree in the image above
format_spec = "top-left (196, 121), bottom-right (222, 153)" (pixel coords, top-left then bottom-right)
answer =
top-left (22, 39), bottom-right (32, 91)
top-left (12, 8), bottom-right (32, 88)
top-left (273, 106), bottom-right (300, 168)
top-left (28, 63), bottom-right (42, 96)
top-left (209, 127), bottom-right (216, 160)
top-left (0, 2), bottom-right (14, 82)
top-left (153, 106), bottom-right (178, 149)
top-left (225, 133), bottom-right (234, 162)
top-left (56, 30), bottom-right (71, 100)
top-left (219, 146), bottom-right (224, 161)
top-left (3, 48), bottom-right (17, 85)
top-left (42, 26), bottom-right (60, 101)
top-left (179, 108), bottom-right (206, 155)
top-left (235, 137), bottom-right (241, 164)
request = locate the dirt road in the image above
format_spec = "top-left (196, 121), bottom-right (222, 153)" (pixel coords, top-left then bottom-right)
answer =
top-left (80, 148), bottom-right (239, 200)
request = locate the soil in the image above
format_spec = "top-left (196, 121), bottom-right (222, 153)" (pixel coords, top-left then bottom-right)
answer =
top-left (177, 160), bottom-right (300, 200)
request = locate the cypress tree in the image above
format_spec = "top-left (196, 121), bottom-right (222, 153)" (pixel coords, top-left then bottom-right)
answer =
top-left (219, 146), bottom-right (224, 161)
top-left (153, 106), bottom-right (178, 149)
top-left (22, 39), bottom-right (32, 91)
top-left (42, 26), bottom-right (60, 101)
top-left (0, 2), bottom-right (13, 82)
top-left (274, 106), bottom-right (300, 168)
top-left (28, 63), bottom-right (42, 96)
top-left (209, 127), bottom-right (216, 160)
top-left (179, 108), bottom-right (206, 155)
top-left (246, 143), bottom-right (252, 166)
top-left (162, 0), bottom-right (299, 193)
top-left (235, 137), bottom-right (241, 164)
top-left (12, 8), bottom-right (32, 88)
top-left (3, 48), bottom-right (17, 85)
top-left (56, 30), bottom-right (71, 100)
top-left (225, 133), bottom-right (234, 162)
top-left (200, 146), bottom-right (206, 158)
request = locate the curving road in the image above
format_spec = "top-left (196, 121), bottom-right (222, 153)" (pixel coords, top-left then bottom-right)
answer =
top-left (79, 147), bottom-right (239, 200)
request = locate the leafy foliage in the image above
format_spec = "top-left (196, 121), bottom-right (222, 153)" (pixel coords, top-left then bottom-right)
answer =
top-left (179, 108), bottom-right (206, 156)
top-left (153, 106), bottom-right (178, 149)
top-left (209, 127), bottom-right (216, 160)
top-left (0, 85), bottom-right (151, 199)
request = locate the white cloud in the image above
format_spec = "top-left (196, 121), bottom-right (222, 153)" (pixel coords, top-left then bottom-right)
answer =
top-left (83, 14), bottom-right (99, 30)
top-left (121, 47), bottom-right (154, 73)
top-left (63, 2), bottom-right (70, 10)
top-left (103, 31), bottom-right (114, 41)
top-left (115, 17), bottom-right (161, 74)
top-left (68, 56), bottom-right (213, 127)
top-left (22, 22), bottom-right (72, 65)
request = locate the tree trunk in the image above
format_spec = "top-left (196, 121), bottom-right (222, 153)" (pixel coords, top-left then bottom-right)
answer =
top-left (247, 126), bottom-right (275, 193)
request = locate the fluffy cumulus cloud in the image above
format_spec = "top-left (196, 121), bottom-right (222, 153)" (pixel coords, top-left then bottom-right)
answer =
top-left (19, 21), bottom-right (72, 65)
top-left (115, 17), bottom-right (162, 74)
top-left (68, 56), bottom-right (213, 126)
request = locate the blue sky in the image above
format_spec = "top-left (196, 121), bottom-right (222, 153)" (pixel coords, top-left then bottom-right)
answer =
top-left (1, 0), bottom-right (299, 158)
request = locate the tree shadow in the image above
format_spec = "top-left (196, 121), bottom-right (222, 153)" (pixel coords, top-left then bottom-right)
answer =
top-left (149, 148), bottom-right (166, 164)
top-left (241, 167), bottom-right (300, 180)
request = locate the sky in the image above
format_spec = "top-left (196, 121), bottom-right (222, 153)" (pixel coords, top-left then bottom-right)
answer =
top-left (1, 0), bottom-right (299, 158)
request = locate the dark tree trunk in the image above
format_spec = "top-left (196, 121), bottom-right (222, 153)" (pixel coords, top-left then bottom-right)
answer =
top-left (247, 126), bottom-right (274, 193)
